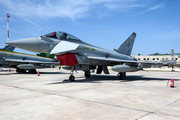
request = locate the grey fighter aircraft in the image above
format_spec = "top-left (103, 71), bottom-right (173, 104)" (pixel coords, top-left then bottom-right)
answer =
top-left (6, 31), bottom-right (162, 80)
top-left (0, 45), bottom-right (58, 73)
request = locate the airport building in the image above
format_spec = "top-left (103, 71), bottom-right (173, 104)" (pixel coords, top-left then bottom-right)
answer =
top-left (132, 53), bottom-right (180, 64)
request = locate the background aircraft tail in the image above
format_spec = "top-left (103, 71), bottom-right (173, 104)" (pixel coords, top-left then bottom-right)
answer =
top-left (114, 32), bottom-right (136, 56)
top-left (36, 53), bottom-right (55, 59)
top-left (2, 45), bottom-right (15, 51)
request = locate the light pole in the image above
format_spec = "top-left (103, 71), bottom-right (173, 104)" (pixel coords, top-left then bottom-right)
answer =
top-left (171, 48), bottom-right (174, 71)
top-left (6, 13), bottom-right (10, 42)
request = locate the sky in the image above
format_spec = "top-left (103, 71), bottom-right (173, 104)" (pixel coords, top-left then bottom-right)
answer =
top-left (0, 0), bottom-right (180, 55)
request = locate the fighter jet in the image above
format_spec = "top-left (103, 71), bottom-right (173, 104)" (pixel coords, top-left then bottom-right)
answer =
top-left (6, 31), bottom-right (162, 80)
top-left (0, 45), bottom-right (58, 73)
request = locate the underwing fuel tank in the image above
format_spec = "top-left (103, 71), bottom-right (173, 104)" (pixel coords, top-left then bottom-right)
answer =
top-left (111, 65), bottom-right (141, 72)
top-left (17, 64), bottom-right (50, 69)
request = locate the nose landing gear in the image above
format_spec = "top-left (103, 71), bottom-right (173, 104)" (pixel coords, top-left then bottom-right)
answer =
top-left (69, 67), bottom-right (76, 82)
top-left (69, 75), bottom-right (75, 81)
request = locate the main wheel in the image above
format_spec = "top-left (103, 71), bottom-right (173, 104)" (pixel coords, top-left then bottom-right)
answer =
top-left (84, 70), bottom-right (91, 78)
top-left (20, 69), bottom-right (26, 73)
top-left (16, 68), bottom-right (20, 73)
top-left (119, 72), bottom-right (126, 80)
top-left (31, 69), bottom-right (37, 74)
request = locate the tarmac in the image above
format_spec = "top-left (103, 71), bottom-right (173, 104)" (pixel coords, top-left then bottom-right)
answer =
top-left (0, 68), bottom-right (180, 120)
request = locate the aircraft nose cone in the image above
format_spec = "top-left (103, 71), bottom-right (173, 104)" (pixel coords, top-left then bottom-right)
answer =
top-left (6, 38), bottom-right (41, 52)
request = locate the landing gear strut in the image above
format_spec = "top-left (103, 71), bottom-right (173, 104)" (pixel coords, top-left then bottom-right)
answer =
top-left (84, 70), bottom-right (91, 78)
top-left (118, 72), bottom-right (126, 80)
top-left (69, 67), bottom-right (76, 82)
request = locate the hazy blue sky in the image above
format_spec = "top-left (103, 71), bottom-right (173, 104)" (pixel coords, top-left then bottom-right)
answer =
top-left (0, 0), bottom-right (180, 55)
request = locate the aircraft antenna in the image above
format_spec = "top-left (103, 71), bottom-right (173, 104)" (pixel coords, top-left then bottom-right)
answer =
top-left (6, 13), bottom-right (10, 42)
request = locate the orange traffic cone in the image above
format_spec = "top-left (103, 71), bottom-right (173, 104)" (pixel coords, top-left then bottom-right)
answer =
top-left (170, 79), bottom-right (174, 87)
top-left (9, 69), bottom-right (11, 72)
top-left (37, 71), bottom-right (40, 76)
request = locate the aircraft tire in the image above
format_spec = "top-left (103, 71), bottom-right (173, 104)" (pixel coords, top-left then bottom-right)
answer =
top-left (16, 68), bottom-right (20, 73)
top-left (20, 69), bottom-right (26, 73)
top-left (84, 70), bottom-right (91, 78)
top-left (119, 72), bottom-right (126, 80)
top-left (69, 76), bottom-right (75, 82)
top-left (31, 69), bottom-right (37, 74)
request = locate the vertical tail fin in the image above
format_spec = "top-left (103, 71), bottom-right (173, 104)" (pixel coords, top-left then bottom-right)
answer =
top-left (114, 32), bottom-right (136, 56)
top-left (2, 45), bottom-right (15, 51)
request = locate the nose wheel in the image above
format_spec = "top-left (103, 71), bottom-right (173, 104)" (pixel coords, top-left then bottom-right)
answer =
top-left (69, 75), bottom-right (75, 81)
top-left (69, 67), bottom-right (76, 82)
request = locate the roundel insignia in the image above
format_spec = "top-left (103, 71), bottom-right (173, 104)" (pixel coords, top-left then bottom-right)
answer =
top-left (127, 41), bottom-right (130, 47)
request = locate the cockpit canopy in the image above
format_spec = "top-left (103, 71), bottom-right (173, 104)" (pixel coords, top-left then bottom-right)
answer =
top-left (44, 31), bottom-right (80, 41)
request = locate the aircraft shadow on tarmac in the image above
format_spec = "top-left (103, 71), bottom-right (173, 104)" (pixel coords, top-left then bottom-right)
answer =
top-left (0, 70), bottom-right (17, 75)
top-left (0, 70), bottom-right (16, 72)
top-left (0, 71), bottom-right (69, 76)
top-left (39, 72), bottom-right (69, 74)
top-left (47, 74), bottom-right (179, 85)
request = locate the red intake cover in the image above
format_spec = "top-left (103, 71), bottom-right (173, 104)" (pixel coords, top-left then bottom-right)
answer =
top-left (56, 54), bottom-right (78, 66)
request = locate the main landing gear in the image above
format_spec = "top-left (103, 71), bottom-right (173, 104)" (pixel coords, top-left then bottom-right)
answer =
top-left (118, 72), bottom-right (126, 80)
top-left (16, 68), bottom-right (37, 74)
top-left (84, 70), bottom-right (91, 78)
